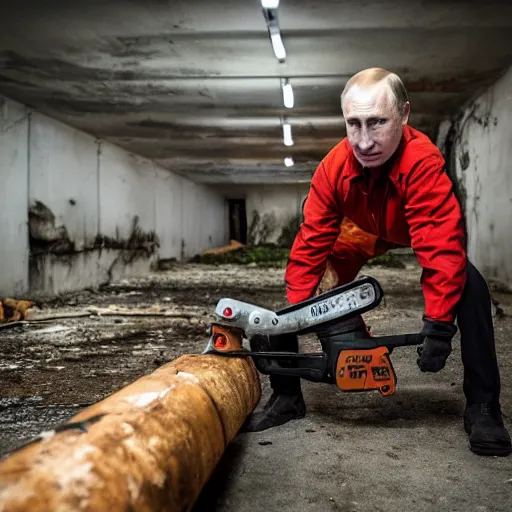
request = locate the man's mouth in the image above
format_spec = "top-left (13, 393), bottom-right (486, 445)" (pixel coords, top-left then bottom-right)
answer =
top-left (359, 153), bottom-right (381, 160)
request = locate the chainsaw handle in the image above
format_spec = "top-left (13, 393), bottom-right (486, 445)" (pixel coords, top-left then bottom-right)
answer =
top-left (375, 333), bottom-right (423, 348)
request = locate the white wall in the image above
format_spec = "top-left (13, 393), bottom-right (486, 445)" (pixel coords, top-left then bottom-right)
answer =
top-left (154, 167), bottom-right (184, 260)
top-left (0, 99), bottom-right (29, 296)
top-left (0, 97), bottom-right (227, 296)
top-left (451, 67), bottom-right (512, 288)
top-left (98, 143), bottom-right (157, 241)
top-left (218, 183), bottom-right (310, 245)
top-left (156, 173), bottom-right (226, 260)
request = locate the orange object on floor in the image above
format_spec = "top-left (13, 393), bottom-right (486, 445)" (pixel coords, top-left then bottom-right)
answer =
top-left (201, 239), bottom-right (245, 256)
top-left (0, 298), bottom-right (36, 323)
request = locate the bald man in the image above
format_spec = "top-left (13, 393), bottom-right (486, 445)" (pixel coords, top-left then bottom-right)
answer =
top-left (244, 68), bottom-right (511, 457)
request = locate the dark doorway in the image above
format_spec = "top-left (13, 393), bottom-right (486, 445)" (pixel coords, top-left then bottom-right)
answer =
top-left (228, 199), bottom-right (247, 244)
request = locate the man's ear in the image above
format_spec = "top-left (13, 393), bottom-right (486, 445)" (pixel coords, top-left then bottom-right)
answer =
top-left (402, 101), bottom-right (411, 126)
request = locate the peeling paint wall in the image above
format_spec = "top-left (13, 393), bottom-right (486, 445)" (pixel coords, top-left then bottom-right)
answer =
top-left (0, 97), bottom-right (226, 296)
top-left (447, 67), bottom-right (512, 288)
top-left (218, 184), bottom-right (310, 247)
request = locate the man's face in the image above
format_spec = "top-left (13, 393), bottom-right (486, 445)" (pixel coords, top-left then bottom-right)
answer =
top-left (342, 82), bottom-right (410, 168)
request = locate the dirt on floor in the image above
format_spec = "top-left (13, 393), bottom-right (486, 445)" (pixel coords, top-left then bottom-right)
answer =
top-left (1, 256), bottom-right (512, 511)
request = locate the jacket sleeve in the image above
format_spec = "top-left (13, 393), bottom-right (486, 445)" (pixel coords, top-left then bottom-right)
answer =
top-left (285, 161), bottom-right (342, 304)
top-left (403, 154), bottom-right (467, 323)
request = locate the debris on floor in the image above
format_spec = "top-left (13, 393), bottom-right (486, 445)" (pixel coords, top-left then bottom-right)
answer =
top-left (0, 298), bottom-right (37, 323)
top-left (201, 239), bottom-right (245, 256)
top-left (195, 244), bottom-right (289, 267)
top-left (1, 256), bottom-right (511, 511)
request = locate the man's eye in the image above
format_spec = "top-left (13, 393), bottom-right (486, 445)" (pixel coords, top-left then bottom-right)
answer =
top-left (369, 119), bottom-right (386, 129)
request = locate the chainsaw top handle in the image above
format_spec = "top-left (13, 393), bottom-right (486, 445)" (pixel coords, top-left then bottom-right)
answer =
top-left (214, 275), bottom-right (383, 337)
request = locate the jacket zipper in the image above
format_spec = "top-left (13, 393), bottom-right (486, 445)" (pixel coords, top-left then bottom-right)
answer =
top-left (363, 167), bottom-right (379, 233)
top-left (363, 167), bottom-right (390, 235)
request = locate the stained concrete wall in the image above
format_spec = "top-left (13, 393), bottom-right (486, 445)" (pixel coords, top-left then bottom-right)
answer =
top-left (218, 184), bottom-right (310, 246)
top-left (448, 67), bottom-right (512, 288)
top-left (0, 97), bottom-right (226, 297)
top-left (0, 99), bottom-right (30, 296)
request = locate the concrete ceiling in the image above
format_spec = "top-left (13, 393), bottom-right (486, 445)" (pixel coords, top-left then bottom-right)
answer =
top-left (0, 0), bottom-right (511, 184)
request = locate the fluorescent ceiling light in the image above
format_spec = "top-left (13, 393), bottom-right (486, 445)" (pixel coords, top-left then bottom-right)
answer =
top-left (283, 123), bottom-right (294, 146)
top-left (270, 32), bottom-right (286, 61)
top-left (284, 157), bottom-right (294, 167)
top-left (281, 78), bottom-right (294, 108)
top-left (261, 0), bottom-right (279, 7)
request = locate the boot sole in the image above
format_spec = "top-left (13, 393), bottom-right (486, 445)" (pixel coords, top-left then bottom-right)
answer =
top-left (468, 440), bottom-right (512, 457)
top-left (242, 411), bottom-right (306, 433)
top-left (465, 418), bottom-right (512, 456)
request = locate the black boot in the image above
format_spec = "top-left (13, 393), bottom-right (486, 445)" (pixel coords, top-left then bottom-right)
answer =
top-left (242, 391), bottom-right (306, 432)
top-left (464, 403), bottom-right (512, 456)
top-left (243, 333), bottom-right (306, 432)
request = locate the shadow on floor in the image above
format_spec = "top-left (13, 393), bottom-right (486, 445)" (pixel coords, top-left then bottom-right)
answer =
top-left (308, 386), bottom-right (464, 428)
top-left (192, 435), bottom-right (249, 511)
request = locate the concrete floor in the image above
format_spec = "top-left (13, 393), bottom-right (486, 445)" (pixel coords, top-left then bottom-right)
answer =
top-left (1, 257), bottom-right (512, 510)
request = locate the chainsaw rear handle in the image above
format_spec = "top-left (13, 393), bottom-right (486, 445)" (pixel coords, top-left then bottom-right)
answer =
top-left (345, 332), bottom-right (423, 350)
top-left (300, 332), bottom-right (423, 351)
top-left (243, 333), bottom-right (423, 391)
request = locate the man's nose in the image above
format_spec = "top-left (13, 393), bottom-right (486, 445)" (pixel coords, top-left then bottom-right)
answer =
top-left (358, 128), bottom-right (374, 152)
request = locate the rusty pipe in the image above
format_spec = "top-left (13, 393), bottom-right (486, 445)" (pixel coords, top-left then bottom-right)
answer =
top-left (0, 354), bottom-right (260, 511)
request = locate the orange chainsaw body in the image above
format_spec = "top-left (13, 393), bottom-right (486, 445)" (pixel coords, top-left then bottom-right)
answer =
top-left (207, 325), bottom-right (398, 396)
top-left (335, 346), bottom-right (396, 396)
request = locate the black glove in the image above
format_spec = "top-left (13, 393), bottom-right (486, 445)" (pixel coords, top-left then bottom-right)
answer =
top-left (417, 337), bottom-right (452, 372)
top-left (416, 318), bottom-right (457, 373)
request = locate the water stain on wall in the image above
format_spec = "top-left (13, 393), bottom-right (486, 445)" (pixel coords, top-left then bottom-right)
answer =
top-left (28, 201), bottom-right (159, 291)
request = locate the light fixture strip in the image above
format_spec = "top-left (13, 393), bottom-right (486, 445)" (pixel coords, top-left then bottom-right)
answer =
top-left (283, 122), bottom-right (294, 146)
top-left (262, 3), bottom-right (286, 62)
top-left (261, 0), bottom-right (279, 8)
top-left (269, 29), bottom-right (286, 61)
top-left (281, 78), bottom-right (294, 108)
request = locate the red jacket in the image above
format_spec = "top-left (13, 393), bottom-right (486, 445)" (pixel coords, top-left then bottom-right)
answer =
top-left (285, 126), bottom-right (467, 323)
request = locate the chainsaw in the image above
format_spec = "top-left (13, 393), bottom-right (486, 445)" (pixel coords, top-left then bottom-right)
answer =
top-left (202, 276), bottom-right (422, 396)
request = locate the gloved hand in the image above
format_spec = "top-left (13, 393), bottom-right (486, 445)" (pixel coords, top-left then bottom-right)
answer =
top-left (416, 337), bottom-right (452, 372)
top-left (416, 318), bottom-right (457, 373)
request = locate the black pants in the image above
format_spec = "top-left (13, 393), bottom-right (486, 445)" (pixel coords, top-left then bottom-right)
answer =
top-left (269, 260), bottom-right (501, 405)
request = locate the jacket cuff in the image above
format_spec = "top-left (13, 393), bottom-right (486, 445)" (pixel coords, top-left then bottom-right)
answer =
top-left (421, 317), bottom-right (457, 341)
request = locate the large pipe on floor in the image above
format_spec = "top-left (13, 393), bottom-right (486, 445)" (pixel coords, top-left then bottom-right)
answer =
top-left (0, 354), bottom-right (260, 511)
